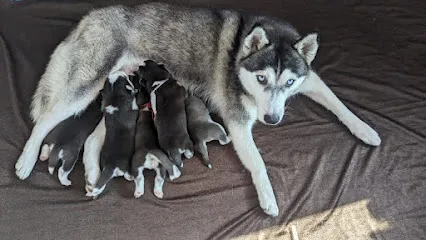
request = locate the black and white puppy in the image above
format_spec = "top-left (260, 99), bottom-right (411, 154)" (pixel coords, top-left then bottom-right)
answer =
top-left (39, 96), bottom-right (103, 186)
top-left (185, 94), bottom-right (231, 168)
top-left (128, 87), bottom-right (181, 199)
top-left (87, 71), bottom-right (139, 198)
top-left (139, 60), bottom-right (194, 167)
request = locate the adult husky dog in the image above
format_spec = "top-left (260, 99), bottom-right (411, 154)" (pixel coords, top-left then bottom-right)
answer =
top-left (15, 2), bottom-right (381, 216)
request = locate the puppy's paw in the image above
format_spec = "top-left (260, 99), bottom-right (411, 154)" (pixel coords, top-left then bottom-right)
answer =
top-left (58, 167), bottom-right (72, 186)
top-left (169, 165), bottom-right (181, 180)
top-left (153, 189), bottom-right (164, 199)
top-left (87, 187), bottom-right (104, 199)
top-left (219, 136), bottom-right (231, 145)
top-left (134, 190), bottom-right (144, 198)
top-left (183, 150), bottom-right (193, 159)
top-left (85, 184), bottom-right (94, 194)
top-left (124, 172), bottom-right (134, 181)
top-left (350, 120), bottom-right (381, 146)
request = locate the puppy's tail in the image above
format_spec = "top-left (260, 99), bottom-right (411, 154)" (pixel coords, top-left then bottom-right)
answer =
top-left (168, 149), bottom-right (183, 168)
top-left (196, 142), bottom-right (212, 169)
top-left (148, 149), bottom-right (180, 180)
top-left (87, 167), bottom-right (114, 198)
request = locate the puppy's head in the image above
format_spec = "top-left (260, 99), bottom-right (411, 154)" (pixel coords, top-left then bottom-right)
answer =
top-left (101, 71), bottom-right (138, 114)
top-left (138, 60), bottom-right (170, 93)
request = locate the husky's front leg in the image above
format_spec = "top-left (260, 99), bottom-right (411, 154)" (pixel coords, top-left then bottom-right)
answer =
top-left (227, 120), bottom-right (279, 216)
top-left (83, 117), bottom-right (105, 194)
top-left (299, 71), bottom-right (381, 146)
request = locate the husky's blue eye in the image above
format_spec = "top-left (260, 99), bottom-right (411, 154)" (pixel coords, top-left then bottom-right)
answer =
top-left (286, 79), bottom-right (295, 86)
top-left (256, 75), bottom-right (266, 83)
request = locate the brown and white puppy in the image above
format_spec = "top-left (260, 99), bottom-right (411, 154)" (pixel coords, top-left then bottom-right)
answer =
top-left (87, 71), bottom-right (139, 198)
top-left (128, 87), bottom-right (181, 199)
top-left (185, 94), bottom-right (231, 168)
top-left (39, 95), bottom-right (103, 186)
top-left (138, 60), bottom-right (194, 167)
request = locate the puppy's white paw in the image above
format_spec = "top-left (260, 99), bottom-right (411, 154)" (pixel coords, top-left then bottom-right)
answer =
top-left (351, 120), bottom-right (381, 146)
top-left (169, 165), bottom-right (181, 180)
top-left (184, 150), bottom-right (193, 159)
top-left (219, 136), bottom-right (231, 145)
top-left (88, 186), bottom-right (104, 198)
top-left (39, 144), bottom-right (50, 161)
top-left (58, 167), bottom-right (72, 186)
top-left (15, 152), bottom-right (37, 180)
top-left (153, 189), bottom-right (164, 199)
top-left (59, 178), bottom-right (72, 186)
top-left (124, 172), bottom-right (134, 181)
top-left (134, 190), bottom-right (144, 198)
top-left (85, 184), bottom-right (94, 194)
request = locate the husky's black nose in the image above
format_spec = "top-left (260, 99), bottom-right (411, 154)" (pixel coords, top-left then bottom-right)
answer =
top-left (264, 114), bottom-right (280, 125)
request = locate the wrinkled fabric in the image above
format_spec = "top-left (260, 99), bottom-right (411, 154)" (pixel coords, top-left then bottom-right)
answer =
top-left (0, 1), bottom-right (424, 239)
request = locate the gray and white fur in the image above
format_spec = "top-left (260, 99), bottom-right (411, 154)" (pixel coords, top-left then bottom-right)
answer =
top-left (185, 94), bottom-right (230, 168)
top-left (16, 2), bottom-right (381, 216)
top-left (87, 72), bottom-right (139, 198)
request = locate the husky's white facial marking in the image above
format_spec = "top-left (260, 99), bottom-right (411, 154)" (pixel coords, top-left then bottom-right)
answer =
top-left (239, 67), bottom-right (305, 125)
top-left (104, 105), bottom-right (119, 114)
top-left (153, 168), bottom-right (165, 199)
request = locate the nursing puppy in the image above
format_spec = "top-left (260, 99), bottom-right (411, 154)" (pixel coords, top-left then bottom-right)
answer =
top-left (87, 71), bottom-right (139, 198)
top-left (138, 60), bottom-right (193, 167)
top-left (185, 94), bottom-right (231, 168)
top-left (129, 88), bottom-right (181, 199)
top-left (39, 96), bottom-right (102, 186)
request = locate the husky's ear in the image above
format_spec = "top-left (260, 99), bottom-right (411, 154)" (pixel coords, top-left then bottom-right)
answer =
top-left (294, 32), bottom-right (319, 65)
top-left (242, 26), bottom-right (270, 58)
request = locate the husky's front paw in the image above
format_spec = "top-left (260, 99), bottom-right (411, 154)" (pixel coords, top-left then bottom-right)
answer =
top-left (254, 171), bottom-right (279, 217)
top-left (15, 151), bottom-right (37, 180)
top-left (169, 165), bottom-right (181, 180)
top-left (85, 167), bottom-right (100, 194)
top-left (351, 120), bottom-right (381, 146)
top-left (258, 189), bottom-right (279, 217)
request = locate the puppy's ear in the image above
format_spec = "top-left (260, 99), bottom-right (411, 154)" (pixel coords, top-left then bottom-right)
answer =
top-left (242, 26), bottom-right (269, 58)
top-left (294, 31), bottom-right (319, 65)
top-left (158, 63), bottom-right (166, 70)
